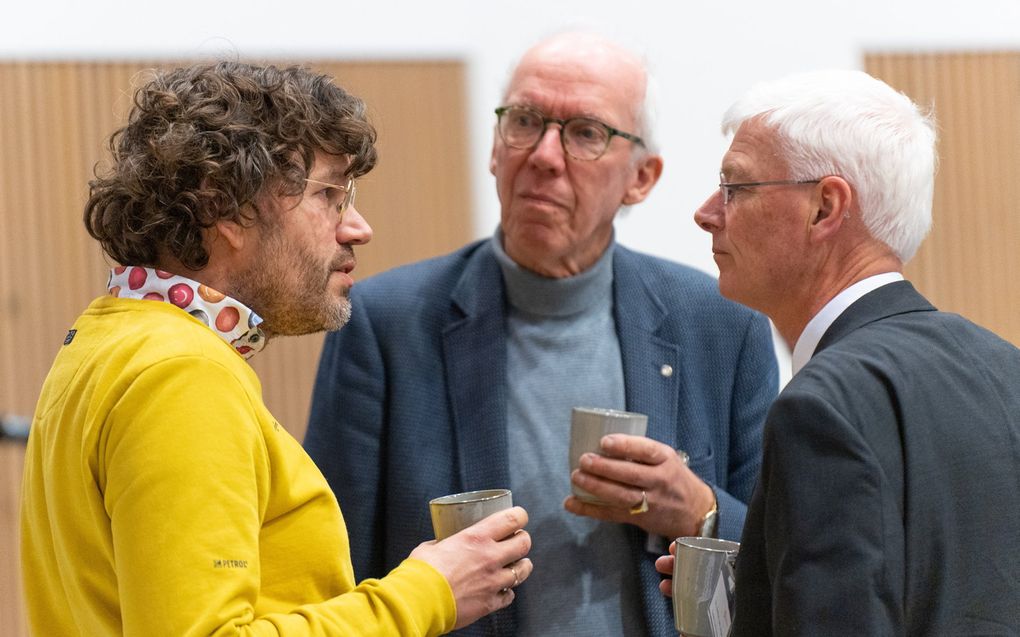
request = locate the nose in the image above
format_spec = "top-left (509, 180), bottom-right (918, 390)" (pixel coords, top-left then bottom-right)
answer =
top-left (338, 204), bottom-right (372, 246)
top-left (527, 126), bottom-right (567, 171)
top-left (694, 189), bottom-right (725, 233)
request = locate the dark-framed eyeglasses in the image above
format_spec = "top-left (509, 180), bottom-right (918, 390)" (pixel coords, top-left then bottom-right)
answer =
top-left (304, 176), bottom-right (357, 223)
top-left (718, 173), bottom-right (820, 205)
top-left (495, 105), bottom-right (645, 161)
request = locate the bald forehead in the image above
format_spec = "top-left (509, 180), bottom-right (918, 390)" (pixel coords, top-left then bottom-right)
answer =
top-left (505, 34), bottom-right (647, 117)
top-left (518, 33), bottom-right (644, 73)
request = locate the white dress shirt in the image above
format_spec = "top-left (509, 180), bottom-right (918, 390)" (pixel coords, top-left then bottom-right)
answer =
top-left (791, 272), bottom-right (905, 376)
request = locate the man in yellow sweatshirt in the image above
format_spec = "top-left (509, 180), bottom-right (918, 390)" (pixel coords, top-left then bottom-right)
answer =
top-left (20, 61), bottom-right (532, 636)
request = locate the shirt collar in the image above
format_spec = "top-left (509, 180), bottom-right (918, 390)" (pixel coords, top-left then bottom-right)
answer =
top-left (107, 266), bottom-right (267, 359)
top-left (791, 272), bottom-right (904, 375)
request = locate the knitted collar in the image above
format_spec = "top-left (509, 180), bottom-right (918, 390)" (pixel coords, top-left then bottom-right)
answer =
top-left (490, 230), bottom-right (615, 318)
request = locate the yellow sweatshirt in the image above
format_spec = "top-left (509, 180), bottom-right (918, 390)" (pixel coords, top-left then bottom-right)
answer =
top-left (21, 295), bottom-right (456, 636)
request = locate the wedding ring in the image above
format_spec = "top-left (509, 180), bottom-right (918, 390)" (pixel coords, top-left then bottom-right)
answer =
top-left (629, 490), bottom-right (649, 515)
top-left (499, 564), bottom-right (520, 593)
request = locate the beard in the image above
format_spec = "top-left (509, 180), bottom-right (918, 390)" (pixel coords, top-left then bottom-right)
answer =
top-left (231, 234), bottom-right (354, 338)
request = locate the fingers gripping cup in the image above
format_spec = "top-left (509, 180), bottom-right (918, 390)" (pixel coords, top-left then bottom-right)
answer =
top-left (568, 407), bottom-right (648, 504)
top-left (428, 489), bottom-right (513, 540)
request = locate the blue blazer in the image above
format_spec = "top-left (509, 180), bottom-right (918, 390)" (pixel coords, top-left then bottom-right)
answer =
top-left (306, 240), bottom-right (778, 636)
top-left (731, 281), bottom-right (1020, 635)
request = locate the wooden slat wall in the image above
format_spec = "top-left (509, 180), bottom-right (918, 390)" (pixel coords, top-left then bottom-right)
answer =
top-left (0, 59), bottom-right (471, 637)
top-left (865, 52), bottom-right (1020, 345)
top-left (0, 443), bottom-right (27, 636)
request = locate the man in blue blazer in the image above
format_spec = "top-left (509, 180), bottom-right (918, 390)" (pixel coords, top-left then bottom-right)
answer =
top-left (306, 32), bottom-right (778, 636)
top-left (662, 69), bottom-right (1020, 634)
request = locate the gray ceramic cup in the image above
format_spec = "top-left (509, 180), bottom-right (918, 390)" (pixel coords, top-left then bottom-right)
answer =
top-left (429, 488), bottom-right (513, 540)
top-left (672, 536), bottom-right (739, 637)
top-left (568, 407), bottom-right (648, 504)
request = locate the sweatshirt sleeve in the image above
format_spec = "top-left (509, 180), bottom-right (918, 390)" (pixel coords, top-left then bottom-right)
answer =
top-left (101, 355), bottom-right (456, 637)
top-left (260, 559), bottom-right (457, 636)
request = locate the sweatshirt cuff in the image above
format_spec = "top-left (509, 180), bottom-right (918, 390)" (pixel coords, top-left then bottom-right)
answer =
top-left (385, 557), bottom-right (457, 636)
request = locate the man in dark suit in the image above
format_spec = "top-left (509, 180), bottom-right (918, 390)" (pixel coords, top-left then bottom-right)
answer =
top-left (658, 69), bottom-right (1020, 634)
top-left (305, 32), bottom-right (778, 636)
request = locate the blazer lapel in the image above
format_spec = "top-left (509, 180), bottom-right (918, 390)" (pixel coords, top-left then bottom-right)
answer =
top-left (613, 247), bottom-right (686, 635)
top-left (816, 281), bottom-right (936, 355)
top-left (442, 243), bottom-right (512, 491)
top-left (613, 247), bottom-right (682, 450)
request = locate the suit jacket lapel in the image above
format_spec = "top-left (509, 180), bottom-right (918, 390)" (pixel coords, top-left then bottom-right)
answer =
top-left (612, 246), bottom-right (683, 635)
top-left (816, 281), bottom-right (936, 355)
top-left (613, 247), bottom-right (681, 450)
top-left (442, 242), bottom-right (512, 491)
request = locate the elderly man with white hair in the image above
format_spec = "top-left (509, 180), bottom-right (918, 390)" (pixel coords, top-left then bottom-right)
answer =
top-left (658, 69), bottom-right (1020, 635)
top-left (306, 32), bottom-right (779, 636)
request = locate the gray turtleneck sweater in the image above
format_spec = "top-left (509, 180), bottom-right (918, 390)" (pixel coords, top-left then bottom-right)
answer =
top-left (492, 234), bottom-right (645, 636)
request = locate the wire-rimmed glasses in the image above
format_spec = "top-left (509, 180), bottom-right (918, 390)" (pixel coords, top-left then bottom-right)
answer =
top-left (719, 172), bottom-right (820, 205)
top-left (304, 176), bottom-right (357, 223)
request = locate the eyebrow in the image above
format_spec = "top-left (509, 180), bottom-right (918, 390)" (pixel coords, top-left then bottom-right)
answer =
top-left (719, 161), bottom-right (750, 182)
top-left (309, 169), bottom-right (349, 185)
top-left (511, 102), bottom-right (613, 123)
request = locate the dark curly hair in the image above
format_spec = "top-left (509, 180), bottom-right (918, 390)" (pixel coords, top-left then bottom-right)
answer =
top-left (84, 61), bottom-right (377, 269)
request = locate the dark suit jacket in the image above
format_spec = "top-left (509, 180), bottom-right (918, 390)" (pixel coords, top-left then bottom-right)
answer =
top-left (732, 281), bottom-right (1020, 636)
top-left (305, 240), bottom-right (778, 636)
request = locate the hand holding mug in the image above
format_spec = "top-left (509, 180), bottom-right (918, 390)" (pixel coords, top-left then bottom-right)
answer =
top-left (565, 432), bottom-right (716, 539)
top-left (411, 504), bottom-right (532, 630)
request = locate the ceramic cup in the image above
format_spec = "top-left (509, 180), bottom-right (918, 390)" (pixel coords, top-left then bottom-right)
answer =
top-left (428, 488), bottom-right (513, 540)
top-left (672, 536), bottom-right (739, 637)
top-left (568, 407), bottom-right (648, 504)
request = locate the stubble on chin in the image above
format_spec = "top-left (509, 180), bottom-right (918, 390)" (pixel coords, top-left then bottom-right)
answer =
top-left (321, 295), bottom-right (352, 332)
top-left (236, 236), bottom-right (356, 337)
top-left (261, 287), bottom-right (352, 337)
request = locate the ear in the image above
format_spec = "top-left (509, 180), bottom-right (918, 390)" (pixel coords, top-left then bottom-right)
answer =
top-left (622, 153), bottom-right (664, 205)
top-left (489, 131), bottom-right (500, 176)
top-left (807, 175), bottom-right (853, 241)
top-left (212, 217), bottom-right (251, 252)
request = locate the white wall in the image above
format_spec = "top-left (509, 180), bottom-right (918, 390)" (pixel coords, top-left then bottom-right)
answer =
top-left (5, 0), bottom-right (1020, 376)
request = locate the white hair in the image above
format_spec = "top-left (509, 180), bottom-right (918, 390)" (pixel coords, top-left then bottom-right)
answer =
top-left (722, 69), bottom-right (937, 263)
top-left (635, 67), bottom-right (660, 155)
